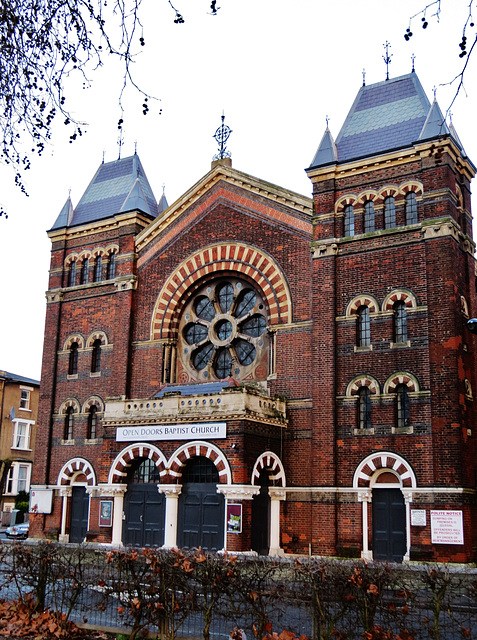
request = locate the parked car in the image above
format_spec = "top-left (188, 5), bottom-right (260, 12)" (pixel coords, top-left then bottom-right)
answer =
top-left (5, 521), bottom-right (29, 539)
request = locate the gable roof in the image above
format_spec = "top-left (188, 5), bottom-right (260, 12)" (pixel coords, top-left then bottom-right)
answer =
top-left (0, 370), bottom-right (40, 386)
top-left (309, 72), bottom-right (465, 169)
top-left (51, 154), bottom-right (159, 230)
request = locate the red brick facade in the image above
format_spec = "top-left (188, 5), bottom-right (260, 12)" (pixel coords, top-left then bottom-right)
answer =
top-left (31, 85), bottom-right (477, 561)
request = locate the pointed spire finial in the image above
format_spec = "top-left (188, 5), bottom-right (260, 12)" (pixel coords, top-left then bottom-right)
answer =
top-left (213, 111), bottom-right (232, 161)
top-left (102, 150), bottom-right (105, 164)
top-left (162, 183), bottom-right (166, 195)
top-left (411, 53), bottom-right (416, 72)
top-left (433, 85), bottom-right (437, 101)
top-left (383, 41), bottom-right (393, 80)
top-left (134, 140), bottom-right (138, 155)
top-left (362, 68), bottom-right (366, 86)
top-left (118, 126), bottom-right (124, 160)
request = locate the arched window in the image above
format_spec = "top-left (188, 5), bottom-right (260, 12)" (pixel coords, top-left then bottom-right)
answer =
top-left (107, 253), bottom-right (116, 279)
top-left (394, 301), bottom-right (407, 343)
top-left (81, 258), bottom-right (89, 284)
top-left (358, 386), bottom-right (371, 429)
top-left (396, 384), bottom-right (410, 428)
top-left (68, 342), bottom-right (79, 375)
top-left (364, 201), bottom-right (375, 233)
top-left (87, 406), bottom-right (97, 440)
top-left (91, 339), bottom-right (102, 373)
top-left (93, 256), bottom-right (102, 282)
top-left (384, 196), bottom-right (396, 229)
top-left (64, 407), bottom-right (74, 440)
top-left (344, 205), bottom-right (354, 237)
top-left (68, 261), bottom-right (76, 287)
top-left (405, 192), bottom-right (418, 225)
top-left (357, 306), bottom-right (370, 347)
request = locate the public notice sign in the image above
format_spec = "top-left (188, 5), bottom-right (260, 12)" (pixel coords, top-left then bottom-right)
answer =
top-left (430, 510), bottom-right (464, 545)
top-left (116, 422), bottom-right (226, 442)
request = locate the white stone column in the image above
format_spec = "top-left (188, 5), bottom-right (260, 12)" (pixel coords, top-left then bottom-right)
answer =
top-left (268, 487), bottom-right (286, 556)
top-left (358, 490), bottom-right (372, 560)
top-left (402, 490), bottom-right (413, 562)
top-left (98, 484), bottom-right (127, 546)
top-left (58, 487), bottom-right (72, 543)
top-left (159, 484), bottom-right (182, 548)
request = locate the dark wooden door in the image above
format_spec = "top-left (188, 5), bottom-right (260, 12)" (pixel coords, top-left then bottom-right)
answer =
top-left (123, 484), bottom-right (165, 547)
top-left (251, 480), bottom-right (270, 555)
top-left (372, 488), bottom-right (406, 562)
top-left (177, 483), bottom-right (224, 550)
top-left (70, 486), bottom-right (89, 543)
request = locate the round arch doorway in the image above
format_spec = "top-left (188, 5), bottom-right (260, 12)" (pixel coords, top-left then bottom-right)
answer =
top-left (177, 457), bottom-right (225, 551)
top-left (122, 458), bottom-right (165, 547)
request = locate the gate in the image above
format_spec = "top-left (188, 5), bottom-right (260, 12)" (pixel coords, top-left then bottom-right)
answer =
top-left (177, 457), bottom-right (224, 551)
top-left (372, 488), bottom-right (406, 562)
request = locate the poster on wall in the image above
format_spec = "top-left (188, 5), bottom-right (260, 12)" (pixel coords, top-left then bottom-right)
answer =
top-left (227, 503), bottom-right (242, 534)
top-left (430, 510), bottom-right (464, 544)
top-left (99, 500), bottom-right (113, 527)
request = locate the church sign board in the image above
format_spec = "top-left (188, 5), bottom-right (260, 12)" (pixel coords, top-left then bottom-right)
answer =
top-left (116, 422), bottom-right (227, 442)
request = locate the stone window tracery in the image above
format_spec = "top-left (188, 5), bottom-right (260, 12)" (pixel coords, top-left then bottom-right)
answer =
top-left (178, 278), bottom-right (269, 383)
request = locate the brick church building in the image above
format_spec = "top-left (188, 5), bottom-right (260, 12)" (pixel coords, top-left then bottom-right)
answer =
top-left (31, 71), bottom-right (477, 562)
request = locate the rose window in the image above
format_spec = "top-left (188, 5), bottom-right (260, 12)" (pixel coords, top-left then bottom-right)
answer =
top-left (178, 279), bottom-right (268, 382)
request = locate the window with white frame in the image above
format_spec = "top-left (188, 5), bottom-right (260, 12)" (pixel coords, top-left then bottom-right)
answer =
top-left (5, 463), bottom-right (31, 495)
top-left (12, 419), bottom-right (33, 450)
top-left (20, 388), bottom-right (31, 410)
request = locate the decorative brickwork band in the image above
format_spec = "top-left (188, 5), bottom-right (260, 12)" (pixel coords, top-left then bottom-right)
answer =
top-left (57, 458), bottom-right (96, 486)
top-left (251, 451), bottom-right (286, 487)
top-left (353, 451), bottom-right (417, 489)
top-left (151, 243), bottom-right (292, 340)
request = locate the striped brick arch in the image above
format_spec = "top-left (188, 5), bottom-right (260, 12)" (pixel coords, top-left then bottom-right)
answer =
top-left (347, 375), bottom-right (380, 396)
top-left (346, 295), bottom-right (379, 316)
top-left (168, 442), bottom-right (231, 484)
top-left (58, 458), bottom-right (96, 486)
top-left (109, 444), bottom-right (168, 484)
top-left (251, 451), bottom-right (286, 487)
top-left (382, 290), bottom-right (416, 311)
top-left (150, 243), bottom-right (292, 340)
top-left (353, 452), bottom-right (417, 489)
top-left (383, 372), bottom-right (419, 394)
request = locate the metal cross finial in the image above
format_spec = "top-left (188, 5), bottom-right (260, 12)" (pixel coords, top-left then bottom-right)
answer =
top-left (362, 68), bottom-right (366, 86)
top-left (449, 110), bottom-right (453, 123)
top-left (134, 140), bottom-right (138, 154)
top-left (411, 53), bottom-right (416, 72)
top-left (162, 183), bottom-right (166, 195)
top-left (117, 127), bottom-right (124, 160)
top-left (102, 150), bottom-right (105, 164)
top-left (433, 85), bottom-right (437, 100)
top-left (325, 115), bottom-right (330, 128)
top-left (213, 112), bottom-right (232, 161)
top-left (383, 41), bottom-right (393, 80)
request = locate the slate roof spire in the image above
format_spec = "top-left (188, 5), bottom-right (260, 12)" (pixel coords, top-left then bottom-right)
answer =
top-left (51, 154), bottom-right (159, 230)
top-left (308, 72), bottom-right (467, 170)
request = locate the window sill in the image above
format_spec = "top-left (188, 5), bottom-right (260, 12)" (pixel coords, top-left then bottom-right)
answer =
top-left (353, 427), bottom-right (375, 435)
top-left (354, 345), bottom-right (373, 353)
top-left (62, 439), bottom-right (75, 445)
top-left (19, 408), bottom-right (32, 413)
top-left (391, 426), bottom-right (414, 435)
top-left (390, 341), bottom-right (411, 349)
top-left (85, 438), bottom-right (98, 444)
top-left (67, 374), bottom-right (78, 380)
top-left (11, 447), bottom-right (32, 452)
top-left (90, 372), bottom-right (101, 378)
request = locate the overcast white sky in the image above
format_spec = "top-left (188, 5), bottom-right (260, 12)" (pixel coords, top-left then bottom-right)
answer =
top-left (1, 0), bottom-right (476, 381)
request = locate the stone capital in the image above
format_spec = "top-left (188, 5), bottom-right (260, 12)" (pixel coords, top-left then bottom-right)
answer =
top-left (268, 487), bottom-right (286, 500)
top-left (217, 484), bottom-right (260, 500)
top-left (158, 484), bottom-right (182, 497)
top-left (97, 484), bottom-right (128, 497)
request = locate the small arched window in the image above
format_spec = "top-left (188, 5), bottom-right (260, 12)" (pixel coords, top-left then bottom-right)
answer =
top-left (93, 256), bottom-right (102, 282)
top-left (91, 339), bottom-right (102, 373)
top-left (357, 306), bottom-right (370, 347)
top-left (405, 192), bottom-right (418, 225)
top-left (68, 261), bottom-right (76, 287)
top-left (64, 407), bottom-right (74, 440)
top-left (81, 258), bottom-right (89, 284)
top-left (394, 301), bottom-right (408, 343)
top-left (384, 196), bottom-right (396, 229)
top-left (87, 406), bottom-right (97, 440)
top-left (396, 384), bottom-right (410, 428)
top-left (344, 205), bottom-right (354, 237)
top-left (364, 201), bottom-right (375, 233)
top-left (107, 253), bottom-right (116, 279)
top-left (358, 386), bottom-right (371, 429)
top-left (68, 342), bottom-right (79, 375)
